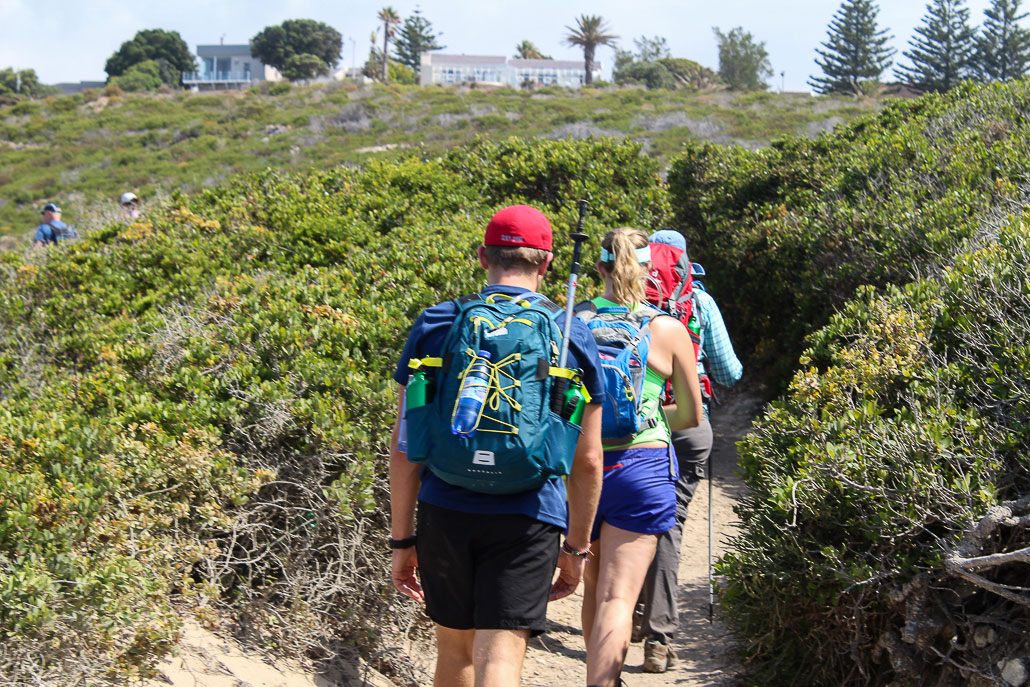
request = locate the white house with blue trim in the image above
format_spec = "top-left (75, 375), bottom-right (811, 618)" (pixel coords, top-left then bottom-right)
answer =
top-left (182, 45), bottom-right (281, 90)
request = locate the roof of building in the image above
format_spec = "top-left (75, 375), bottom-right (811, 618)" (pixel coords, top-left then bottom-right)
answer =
top-left (424, 54), bottom-right (508, 66)
top-left (510, 58), bottom-right (590, 70)
top-left (197, 44), bottom-right (254, 57)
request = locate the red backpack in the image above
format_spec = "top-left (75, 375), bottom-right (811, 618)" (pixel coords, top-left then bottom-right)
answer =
top-left (644, 242), bottom-right (713, 400)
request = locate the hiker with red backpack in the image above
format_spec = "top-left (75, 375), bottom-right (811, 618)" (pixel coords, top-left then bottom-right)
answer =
top-left (575, 227), bottom-right (703, 687)
top-left (389, 205), bottom-right (605, 687)
top-left (636, 229), bottom-right (743, 673)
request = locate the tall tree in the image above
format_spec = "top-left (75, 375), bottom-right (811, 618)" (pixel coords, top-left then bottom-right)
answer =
top-left (251, 19), bottom-right (342, 77)
top-left (973, 0), bottom-right (1030, 80)
top-left (378, 6), bottom-right (402, 82)
top-left (392, 7), bottom-right (445, 76)
top-left (514, 41), bottom-right (551, 60)
top-left (714, 26), bottom-right (773, 91)
top-left (634, 36), bottom-right (671, 62)
top-left (809, 0), bottom-right (895, 95)
top-left (105, 29), bottom-right (196, 86)
top-left (895, 0), bottom-right (977, 91)
top-left (565, 15), bottom-right (618, 85)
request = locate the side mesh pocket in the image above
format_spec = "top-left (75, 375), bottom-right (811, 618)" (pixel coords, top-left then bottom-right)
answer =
top-left (404, 404), bottom-right (435, 462)
top-left (539, 411), bottom-right (581, 478)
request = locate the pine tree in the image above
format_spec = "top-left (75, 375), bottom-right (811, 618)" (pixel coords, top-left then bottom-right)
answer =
top-left (393, 7), bottom-right (445, 77)
top-left (973, 0), bottom-right (1030, 81)
top-left (809, 0), bottom-right (895, 95)
top-left (895, 0), bottom-right (976, 91)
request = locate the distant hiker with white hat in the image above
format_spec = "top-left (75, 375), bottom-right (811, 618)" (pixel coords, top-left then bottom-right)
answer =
top-left (120, 192), bottom-right (141, 219)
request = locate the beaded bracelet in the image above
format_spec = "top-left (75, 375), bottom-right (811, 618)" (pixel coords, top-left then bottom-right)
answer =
top-left (561, 540), bottom-right (591, 557)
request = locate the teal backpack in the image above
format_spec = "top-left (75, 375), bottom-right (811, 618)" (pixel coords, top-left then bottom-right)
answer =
top-left (404, 292), bottom-right (583, 494)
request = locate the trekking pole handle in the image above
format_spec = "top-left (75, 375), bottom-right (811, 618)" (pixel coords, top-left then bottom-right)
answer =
top-left (552, 200), bottom-right (589, 415)
top-left (557, 200), bottom-right (589, 371)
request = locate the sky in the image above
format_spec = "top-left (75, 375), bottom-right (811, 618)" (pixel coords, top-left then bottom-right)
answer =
top-left (0, 0), bottom-right (1004, 92)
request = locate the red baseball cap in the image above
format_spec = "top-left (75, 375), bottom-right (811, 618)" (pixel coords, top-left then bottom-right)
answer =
top-left (484, 205), bottom-right (553, 251)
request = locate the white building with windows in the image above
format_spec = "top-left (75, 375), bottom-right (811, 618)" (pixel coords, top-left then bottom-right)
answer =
top-left (182, 45), bottom-right (281, 91)
top-left (419, 54), bottom-right (599, 88)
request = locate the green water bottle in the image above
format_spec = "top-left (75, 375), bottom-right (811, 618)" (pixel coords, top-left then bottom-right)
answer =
top-left (407, 371), bottom-right (429, 409)
top-left (562, 382), bottom-right (586, 427)
top-left (687, 312), bottom-right (701, 337)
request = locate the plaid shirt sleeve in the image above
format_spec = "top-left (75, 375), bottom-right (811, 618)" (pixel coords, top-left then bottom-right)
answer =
top-left (696, 290), bottom-right (742, 388)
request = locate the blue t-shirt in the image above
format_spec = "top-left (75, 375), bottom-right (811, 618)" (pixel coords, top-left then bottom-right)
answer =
top-left (393, 284), bottom-right (604, 529)
top-left (34, 221), bottom-right (78, 244)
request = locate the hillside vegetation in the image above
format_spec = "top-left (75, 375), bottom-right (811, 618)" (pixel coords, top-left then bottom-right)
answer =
top-left (4, 78), bottom-right (1030, 687)
top-left (675, 80), bottom-right (1030, 686)
top-left (0, 137), bottom-right (666, 684)
top-left (0, 82), bottom-right (876, 233)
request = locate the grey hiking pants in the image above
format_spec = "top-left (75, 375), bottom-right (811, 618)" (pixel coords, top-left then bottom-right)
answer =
top-left (639, 416), bottom-right (713, 644)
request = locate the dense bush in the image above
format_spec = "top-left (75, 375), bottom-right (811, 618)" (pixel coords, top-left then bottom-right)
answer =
top-left (0, 137), bottom-right (668, 684)
top-left (720, 206), bottom-right (1030, 686)
top-left (668, 80), bottom-right (1030, 387)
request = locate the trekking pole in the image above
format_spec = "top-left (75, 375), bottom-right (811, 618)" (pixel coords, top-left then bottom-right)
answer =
top-left (552, 200), bottom-right (589, 414)
top-left (708, 445), bottom-right (715, 623)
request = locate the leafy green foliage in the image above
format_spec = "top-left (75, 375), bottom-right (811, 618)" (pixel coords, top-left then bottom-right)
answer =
top-left (0, 137), bottom-right (667, 682)
top-left (721, 212), bottom-right (1030, 686)
top-left (714, 27), bottom-right (773, 91)
top-left (667, 80), bottom-right (1030, 387)
top-left (104, 29), bottom-right (195, 85)
top-left (250, 19), bottom-right (342, 74)
top-left (109, 60), bottom-right (164, 92)
top-left (0, 68), bottom-right (58, 101)
top-left (281, 54), bottom-right (330, 82)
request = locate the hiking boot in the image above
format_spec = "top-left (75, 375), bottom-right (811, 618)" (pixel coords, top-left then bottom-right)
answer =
top-left (630, 604), bottom-right (645, 642)
top-left (642, 639), bottom-right (678, 673)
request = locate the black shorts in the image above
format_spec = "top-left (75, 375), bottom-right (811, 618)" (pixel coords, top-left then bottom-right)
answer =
top-left (416, 502), bottom-right (562, 636)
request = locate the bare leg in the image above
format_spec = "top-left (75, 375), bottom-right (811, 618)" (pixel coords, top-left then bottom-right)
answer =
top-left (584, 523), bottom-right (658, 687)
top-left (473, 628), bottom-right (530, 687)
top-left (581, 538), bottom-right (601, 650)
top-left (435, 625), bottom-right (475, 687)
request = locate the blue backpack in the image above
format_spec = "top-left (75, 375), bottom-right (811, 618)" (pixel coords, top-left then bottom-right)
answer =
top-left (574, 299), bottom-right (661, 442)
top-left (404, 292), bottom-right (582, 494)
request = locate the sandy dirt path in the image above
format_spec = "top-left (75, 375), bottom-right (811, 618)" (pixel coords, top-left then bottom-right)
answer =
top-left (149, 385), bottom-right (763, 687)
top-left (401, 384), bottom-right (763, 686)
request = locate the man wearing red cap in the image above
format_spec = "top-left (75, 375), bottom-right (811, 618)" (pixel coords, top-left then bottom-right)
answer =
top-left (389, 205), bottom-right (604, 685)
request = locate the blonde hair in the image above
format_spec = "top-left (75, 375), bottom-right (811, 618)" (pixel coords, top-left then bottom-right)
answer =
top-left (600, 227), bottom-right (649, 305)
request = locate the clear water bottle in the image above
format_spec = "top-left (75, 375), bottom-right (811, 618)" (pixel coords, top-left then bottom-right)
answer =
top-left (451, 350), bottom-right (492, 436)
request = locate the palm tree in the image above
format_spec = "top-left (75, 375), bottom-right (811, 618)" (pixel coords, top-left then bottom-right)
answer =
top-left (378, 6), bottom-right (401, 82)
top-left (514, 40), bottom-right (551, 60)
top-left (565, 15), bottom-right (618, 84)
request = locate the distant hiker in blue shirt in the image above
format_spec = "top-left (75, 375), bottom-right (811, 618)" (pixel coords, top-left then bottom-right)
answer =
top-left (389, 204), bottom-right (604, 687)
top-left (33, 202), bottom-right (79, 249)
top-left (637, 229), bottom-right (743, 673)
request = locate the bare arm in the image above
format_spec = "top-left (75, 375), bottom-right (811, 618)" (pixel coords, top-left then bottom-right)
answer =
top-left (652, 316), bottom-right (704, 431)
top-left (550, 403), bottom-right (603, 601)
top-left (389, 388), bottom-right (424, 601)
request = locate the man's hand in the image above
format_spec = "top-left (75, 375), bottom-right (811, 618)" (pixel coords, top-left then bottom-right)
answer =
top-left (392, 547), bottom-right (424, 602)
top-left (549, 551), bottom-right (587, 601)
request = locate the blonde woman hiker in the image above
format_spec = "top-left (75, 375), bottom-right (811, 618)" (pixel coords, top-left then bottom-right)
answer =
top-left (576, 226), bottom-right (704, 686)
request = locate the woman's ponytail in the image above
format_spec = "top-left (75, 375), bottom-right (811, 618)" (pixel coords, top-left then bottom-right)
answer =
top-left (600, 227), bottom-right (649, 305)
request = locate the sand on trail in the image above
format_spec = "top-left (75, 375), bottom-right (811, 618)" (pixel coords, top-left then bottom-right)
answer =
top-left (148, 384), bottom-right (763, 687)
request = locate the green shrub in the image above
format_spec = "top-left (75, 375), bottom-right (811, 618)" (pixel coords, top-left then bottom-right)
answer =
top-left (0, 136), bottom-right (668, 683)
top-left (721, 209), bottom-right (1030, 686)
top-left (268, 81), bottom-right (292, 96)
top-left (668, 80), bottom-right (1030, 388)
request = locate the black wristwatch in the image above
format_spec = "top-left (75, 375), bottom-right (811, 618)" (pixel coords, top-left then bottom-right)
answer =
top-left (389, 535), bottom-right (418, 549)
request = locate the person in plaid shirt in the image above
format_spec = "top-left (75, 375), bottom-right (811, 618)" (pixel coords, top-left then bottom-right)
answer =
top-left (638, 230), bottom-right (743, 673)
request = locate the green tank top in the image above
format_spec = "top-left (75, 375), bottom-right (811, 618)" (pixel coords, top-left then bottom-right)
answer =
top-left (592, 297), bottom-right (672, 449)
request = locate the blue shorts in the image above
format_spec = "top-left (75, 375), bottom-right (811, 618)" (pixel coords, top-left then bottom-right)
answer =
top-left (590, 446), bottom-right (678, 542)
